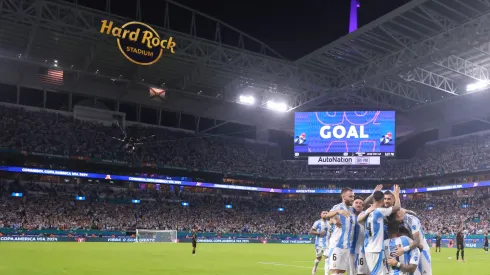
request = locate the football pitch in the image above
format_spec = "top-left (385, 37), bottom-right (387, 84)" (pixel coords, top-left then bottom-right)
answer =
top-left (1, 243), bottom-right (487, 275)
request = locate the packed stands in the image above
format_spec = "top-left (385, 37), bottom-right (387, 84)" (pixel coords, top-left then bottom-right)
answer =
top-left (2, 104), bottom-right (490, 180)
top-left (0, 178), bottom-right (488, 236)
top-left (1, 104), bottom-right (490, 237)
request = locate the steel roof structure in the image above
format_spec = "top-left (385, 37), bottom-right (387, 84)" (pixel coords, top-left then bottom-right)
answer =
top-left (295, 0), bottom-right (490, 111)
top-left (0, 0), bottom-right (313, 108)
top-left (2, 0), bottom-right (490, 133)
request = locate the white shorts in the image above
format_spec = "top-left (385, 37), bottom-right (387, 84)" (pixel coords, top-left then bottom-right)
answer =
top-left (365, 252), bottom-right (387, 275)
top-left (419, 249), bottom-right (432, 275)
top-left (315, 247), bottom-right (328, 258)
top-left (348, 253), bottom-right (357, 275)
top-left (356, 253), bottom-right (369, 275)
top-left (327, 247), bottom-right (350, 271)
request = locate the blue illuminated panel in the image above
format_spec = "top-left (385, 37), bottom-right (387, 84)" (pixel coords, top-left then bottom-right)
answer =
top-left (294, 111), bottom-right (395, 157)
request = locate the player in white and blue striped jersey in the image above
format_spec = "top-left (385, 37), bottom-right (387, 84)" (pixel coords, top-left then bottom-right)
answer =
top-left (390, 209), bottom-right (432, 275)
top-left (310, 211), bottom-right (331, 275)
top-left (350, 196), bottom-right (368, 275)
top-left (384, 225), bottom-right (421, 275)
top-left (325, 188), bottom-right (355, 275)
top-left (358, 185), bottom-right (401, 275)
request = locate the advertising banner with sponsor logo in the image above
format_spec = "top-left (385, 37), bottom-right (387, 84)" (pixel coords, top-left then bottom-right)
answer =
top-left (308, 156), bottom-right (380, 166)
top-left (0, 236), bottom-right (485, 247)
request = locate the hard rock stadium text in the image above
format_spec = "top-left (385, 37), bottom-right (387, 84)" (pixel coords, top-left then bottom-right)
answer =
top-left (100, 20), bottom-right (176, 53)
top-left (125, 47), bottom-right (154, 57)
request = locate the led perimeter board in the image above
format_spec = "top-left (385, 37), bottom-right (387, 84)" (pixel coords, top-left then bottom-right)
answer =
top-left (293, 111), bottom-right (395, 157)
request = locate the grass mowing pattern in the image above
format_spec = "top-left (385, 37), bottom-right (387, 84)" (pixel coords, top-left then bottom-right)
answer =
top-left (0, 243), bottom-right (487, 275)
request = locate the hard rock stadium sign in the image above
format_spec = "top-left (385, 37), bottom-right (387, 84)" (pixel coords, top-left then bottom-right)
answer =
top-left (100, 20), bottom-right (177, 65)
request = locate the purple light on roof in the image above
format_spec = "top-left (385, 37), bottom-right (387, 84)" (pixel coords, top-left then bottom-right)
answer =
top-left (349, 0), bottom-right (358, 33)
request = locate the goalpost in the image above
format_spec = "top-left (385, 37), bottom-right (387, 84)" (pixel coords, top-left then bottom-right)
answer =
top-left (135, 229), bottom-right (178, 243)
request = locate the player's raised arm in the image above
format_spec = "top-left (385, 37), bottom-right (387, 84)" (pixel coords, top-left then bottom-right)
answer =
top-left (357, 204), bottom-right (375, 224)
top-left (324, 207), bottom-right (350, 219)
top-left (392, 185), bottom-right (401, 213)
top-left (363, 184), bottom-right (383, 205)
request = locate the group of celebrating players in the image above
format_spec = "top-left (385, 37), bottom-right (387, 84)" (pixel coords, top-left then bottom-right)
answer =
top-left (310, 185), bottom-right (431, 275)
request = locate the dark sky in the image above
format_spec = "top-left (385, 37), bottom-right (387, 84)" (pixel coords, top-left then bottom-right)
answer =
top-left (76, 0), bottom-right (412, 60)
top-left (174, 0), bottom-right (413, 59)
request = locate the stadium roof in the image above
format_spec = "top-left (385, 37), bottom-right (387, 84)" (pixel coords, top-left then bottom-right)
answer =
top-left (294, 0), bottom-right (490, 110)
top-left (2, 0), bottom-right (490, 133)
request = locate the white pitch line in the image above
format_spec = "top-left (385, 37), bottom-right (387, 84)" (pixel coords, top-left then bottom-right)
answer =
top-left (258, 262), bottom-right (324, 270)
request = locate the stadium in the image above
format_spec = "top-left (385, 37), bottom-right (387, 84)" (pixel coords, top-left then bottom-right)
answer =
top-left (0, 0), bottom-right (489, 274)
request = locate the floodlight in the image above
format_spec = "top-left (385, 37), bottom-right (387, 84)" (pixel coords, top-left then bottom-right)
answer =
top-left (266, 100), bottom-right (288, 112)
top-left (466, 81), bottom-right (490, 92)
top-left (239, 95), bottom-right (255, 105)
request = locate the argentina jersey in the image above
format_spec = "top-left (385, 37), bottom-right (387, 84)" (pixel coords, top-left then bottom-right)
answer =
top-left (329, 203), bottom-right (355, 249)
top-left (403, 214), bottom-right (430, 251)
top-left (384, 236), bottom-right (421, 275)
top-left (312, 219), bottom-right (330, 249)
top-left (365, 207), bottom-right (392, 253)
top-left (403, 214), bottom-right (432, 275)
top-left (351, 215), bottom-right (365, 254)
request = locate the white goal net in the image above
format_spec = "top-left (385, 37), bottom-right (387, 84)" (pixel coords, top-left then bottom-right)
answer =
top-left (135, 229), bottom-right (178, 243)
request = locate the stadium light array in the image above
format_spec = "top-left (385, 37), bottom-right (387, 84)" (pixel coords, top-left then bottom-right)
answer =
top-left (239, 95), bottom-right (255, 105)
top-left (466, 80), bottom-right (490, 92)
top-left (266, 100), bottom-right (288, 112)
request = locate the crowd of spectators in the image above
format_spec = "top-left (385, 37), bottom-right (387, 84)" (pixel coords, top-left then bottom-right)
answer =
top-left (0, 179), bottom-right (488, 236)
top-left (0, 104), bottom-right (489, 236)
top-left (0, 179), bottom-right (333, 235)
top-left (403, 190), bottom-right (490, 235)
top-left (2, 104), bottom-right (490, 180)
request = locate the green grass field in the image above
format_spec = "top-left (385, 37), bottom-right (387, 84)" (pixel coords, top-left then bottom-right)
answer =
top-left (0, 243), bottom-right (487, 275)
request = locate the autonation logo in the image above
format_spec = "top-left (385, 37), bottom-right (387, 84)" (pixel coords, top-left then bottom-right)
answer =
top-left (317, 157), bottom-right (353, 164)
top-left (308, 156), bottom-right (380, 166)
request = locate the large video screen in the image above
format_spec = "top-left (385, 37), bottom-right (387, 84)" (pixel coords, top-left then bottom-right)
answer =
top-left (294, 111), bottom-right (395, 157)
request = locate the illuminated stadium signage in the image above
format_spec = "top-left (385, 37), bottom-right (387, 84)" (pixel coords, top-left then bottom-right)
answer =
top-left (100, 20), bottom-right (176, 65)
top-left (308, 156), bottom-right (380, 166)
top-left (0, 166), bottom-right (488, 195)
top-left (294, 111), bottom-right (396, 158)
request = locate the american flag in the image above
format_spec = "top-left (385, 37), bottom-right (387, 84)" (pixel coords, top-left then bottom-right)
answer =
top-left (38, 67), bottom-right (64, 86)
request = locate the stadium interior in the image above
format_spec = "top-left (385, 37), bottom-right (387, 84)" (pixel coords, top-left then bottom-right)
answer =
top-left (1, 0), bottom-right (490, 274)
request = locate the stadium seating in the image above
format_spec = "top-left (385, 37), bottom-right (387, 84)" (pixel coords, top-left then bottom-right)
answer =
top-left (0, 179), bottom-right (488, 236)
top-left (2, 104), bottom-right (490, 180)
top-left (0, 104), bottom-right (489, 237)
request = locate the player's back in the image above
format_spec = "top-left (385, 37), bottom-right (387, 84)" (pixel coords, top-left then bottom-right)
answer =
top-left (313, 219), bottom-right (329, 249)
top-left (365, 207), bottom-right (391, 253)
top-left (404, 214), bottom-right (430, 251)
top-left (384, 236), bottom-right (421, 275)
top-left (329, 203), bottom-right (354, 249)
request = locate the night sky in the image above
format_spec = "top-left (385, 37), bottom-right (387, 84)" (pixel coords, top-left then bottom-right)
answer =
top-left (75, 0), bottom-right (413, 59)
top-left (19, 0), bottom-right (414, 158)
